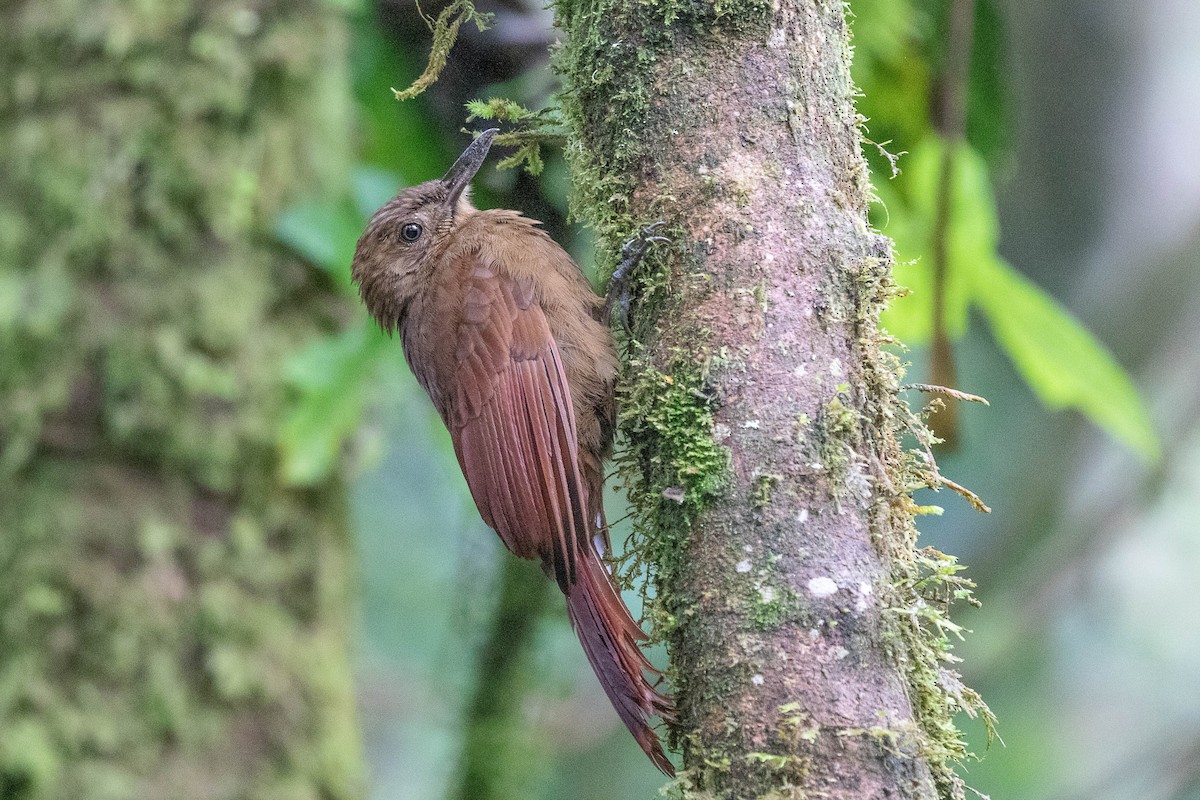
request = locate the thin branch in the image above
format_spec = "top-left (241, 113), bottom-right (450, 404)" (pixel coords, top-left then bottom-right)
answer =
top-left (904, 383), bottom-right (991, 405)
top-left (927, 0), bottom-right (978, 447)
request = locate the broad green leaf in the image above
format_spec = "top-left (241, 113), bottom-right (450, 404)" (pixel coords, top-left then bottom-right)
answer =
top-left (851, 0), bottom-right (1010, 167)
top-left (850, 0), bottom-right (934, 160)
top-left (875, 136), bottom-right (1158, 459)
top-left (279, 319), bottom-right (390, 485)
top-left (972, 257), bottom-right (1160, 460)
top-left (966, 0), bottom-right (1014, 165)
top-left (873, 176), bottom-right (929, 341)
top-left (275, 197), bottom-right (361, 293)
top-left (276, 169), bottom-right (402, 296)
top-left (878, 138), bottom-right (984, 342)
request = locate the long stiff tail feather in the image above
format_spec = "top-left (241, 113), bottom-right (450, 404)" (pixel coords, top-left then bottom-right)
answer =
top-left (565, 547), bottom-right (676, 775)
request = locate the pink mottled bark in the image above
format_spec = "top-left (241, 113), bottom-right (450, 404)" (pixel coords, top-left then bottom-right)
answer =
top-left (564, 1), bottom-right (947, 797)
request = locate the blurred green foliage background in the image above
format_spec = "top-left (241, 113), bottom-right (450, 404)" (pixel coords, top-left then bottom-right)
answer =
top-left (5, 0), bottom-right (1200, 797)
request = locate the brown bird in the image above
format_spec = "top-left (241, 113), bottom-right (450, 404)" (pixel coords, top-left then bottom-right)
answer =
top-left (351, 129), bottom-right (674, 774)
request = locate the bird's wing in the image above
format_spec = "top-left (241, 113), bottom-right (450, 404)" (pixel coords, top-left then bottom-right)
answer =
top-left (446, 253), bottom-right (590, 592)
top-left (434, 248), bottom-right (676, 775)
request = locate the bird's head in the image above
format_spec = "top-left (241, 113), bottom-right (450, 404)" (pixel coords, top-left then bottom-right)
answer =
top-left (351, 129), bottom-right (497, 329)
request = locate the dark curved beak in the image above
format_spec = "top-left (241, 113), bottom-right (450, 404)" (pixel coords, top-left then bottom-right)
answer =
top-left (442, 128), bottom-right (498, 206)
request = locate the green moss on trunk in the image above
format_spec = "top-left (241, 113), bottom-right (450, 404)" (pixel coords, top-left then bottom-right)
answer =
top-left (0, 2), bottom-right (362, 798)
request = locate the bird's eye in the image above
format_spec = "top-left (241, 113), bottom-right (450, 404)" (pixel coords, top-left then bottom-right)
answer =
top-left (400, 223), bottom-right (423, 243)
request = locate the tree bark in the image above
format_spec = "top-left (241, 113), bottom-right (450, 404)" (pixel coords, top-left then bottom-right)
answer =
top-left (0, 3), bottom-right (362, 798)
top-left (556, 1), bottom-right (976, 797)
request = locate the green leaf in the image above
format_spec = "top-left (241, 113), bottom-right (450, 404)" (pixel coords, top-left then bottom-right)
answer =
top-left (350, 13), bottom-right (449, 182)
top-left (875, 136), bottom-right (1158, 459)
top-left (850, 0), bottom-right (934, 158)
top-left (275, 197), bottom-right (361, 293)
top-left (878, 138), bottom-right (986, 342)
top-left (279, 319), bottom-right (390, 485)
top-left (275, 169), bottom-right (401, 296)
top-left (972, 257), bottom-right (1160, 461)
top-left (965, 0), bottom-right (1014, 165)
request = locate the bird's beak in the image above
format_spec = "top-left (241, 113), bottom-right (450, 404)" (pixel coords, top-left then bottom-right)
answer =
top-left (442, 128), bottom-right (498, 207)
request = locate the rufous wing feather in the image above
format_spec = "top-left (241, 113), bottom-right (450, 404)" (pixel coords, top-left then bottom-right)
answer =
top-left (438, 252), bottom-right (675, 774)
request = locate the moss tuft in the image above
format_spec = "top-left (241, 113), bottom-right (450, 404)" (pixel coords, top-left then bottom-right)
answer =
top-left (611, 345), bottom-right (729, 633)
top-left (751, 473), bottom-right (782, 509)
top-left (859, 277), bottom-right (997, 798)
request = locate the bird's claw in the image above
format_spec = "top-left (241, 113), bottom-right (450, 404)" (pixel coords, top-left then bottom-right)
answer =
top-left (619, 221), bottom-right (668, 261)
top-left (604, 222), bottom-right (670, 331)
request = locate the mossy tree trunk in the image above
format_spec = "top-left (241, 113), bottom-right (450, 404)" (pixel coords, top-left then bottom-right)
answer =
top-left (556, 1), bottom-right (976, 798)
top-left (0, 3), bottom-right (362, 799)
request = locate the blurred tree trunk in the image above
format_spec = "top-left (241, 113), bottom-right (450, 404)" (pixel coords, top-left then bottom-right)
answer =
top-left (0, 3), bottom-right (362, 799)
top-left (451, 558), bottom-right (553, 800)
top-left (556, 1), bottom-right (979, 798)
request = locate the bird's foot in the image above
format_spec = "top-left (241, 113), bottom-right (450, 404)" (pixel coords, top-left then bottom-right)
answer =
top-left (603, 222), bottom-right (670, 330)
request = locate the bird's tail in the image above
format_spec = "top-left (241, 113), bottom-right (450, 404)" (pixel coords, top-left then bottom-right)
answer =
top-left (565, 546), bottom-right (675, 775)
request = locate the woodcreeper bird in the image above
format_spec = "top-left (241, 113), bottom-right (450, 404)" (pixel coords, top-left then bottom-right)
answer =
top-left (351, 129), bottom-right (674, 773)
